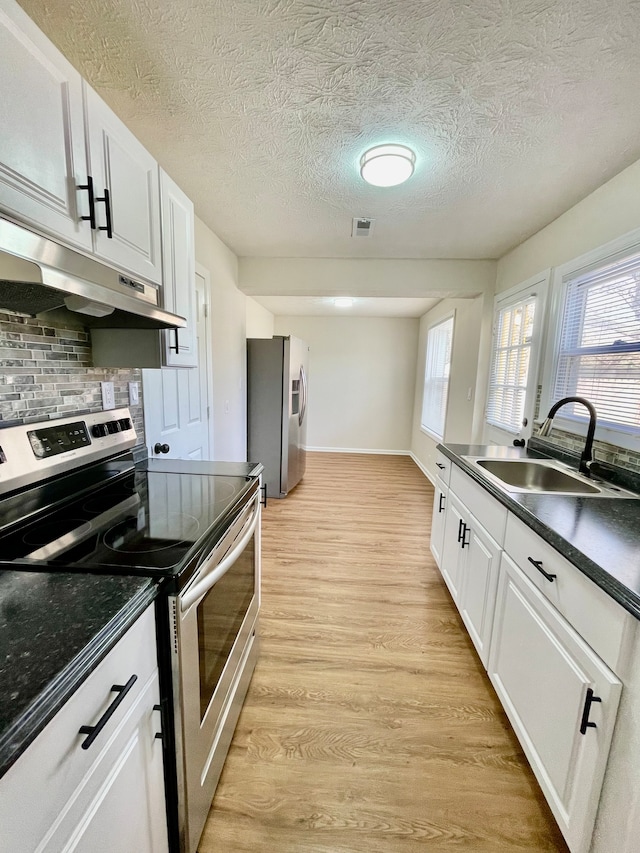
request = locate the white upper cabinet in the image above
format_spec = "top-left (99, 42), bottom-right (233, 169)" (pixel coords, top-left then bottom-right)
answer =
top-left (0, 0), bottom-right (92, 250)
top-left (84, 83), bottom-right (162, 285)
top-left (160, 169), bottom-right (197, 366)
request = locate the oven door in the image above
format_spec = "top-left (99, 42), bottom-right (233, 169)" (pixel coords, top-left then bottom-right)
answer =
top-left (171, 489), bottom-right (260, 853)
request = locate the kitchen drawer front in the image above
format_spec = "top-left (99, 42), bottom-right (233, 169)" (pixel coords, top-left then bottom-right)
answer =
top-left (504, 513), bottom-right (632, 674)
top-left (450, 463), bottom-right (507, 544)
top-left (0, 604), bottom-right (158, 853)
top-left (434, 451), bottom-right (451, 486)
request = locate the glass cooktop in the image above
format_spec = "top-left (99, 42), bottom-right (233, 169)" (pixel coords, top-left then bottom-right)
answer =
top-left (0, 467), bottom-right (254, 578)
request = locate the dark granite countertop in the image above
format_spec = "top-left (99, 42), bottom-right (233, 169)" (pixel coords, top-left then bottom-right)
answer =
top-left (139, 457), bottom-right (263, 478)
top-left (0, 571), bottom-right (158, 779)
top-left (438, 443), bottom-right (640, 621)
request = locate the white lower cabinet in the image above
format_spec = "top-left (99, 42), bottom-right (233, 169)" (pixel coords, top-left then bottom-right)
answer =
top-left (438, 481), bottom-right (502, 667)
top-left (489, 553), bottom-right (621, 853)
top-left (429, 475), bottom-right (448, 568)
top-left (0, 605), bottom-right (168, 853)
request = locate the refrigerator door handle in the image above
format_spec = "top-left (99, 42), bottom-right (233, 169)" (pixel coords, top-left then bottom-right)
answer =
top-left (299, 365), bottom-right (307, 426)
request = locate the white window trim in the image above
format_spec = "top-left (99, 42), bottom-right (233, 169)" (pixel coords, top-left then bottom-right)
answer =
top-left (483, 270), bottom-right (549, 444)
top-left (420, 311), bottom-right (455, 442)
top-left (540, 226), bottom-right (640, 453)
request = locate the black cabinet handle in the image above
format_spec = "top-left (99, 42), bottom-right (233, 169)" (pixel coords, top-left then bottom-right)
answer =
top-left (528, 556), bottom-right (557, 582)
top-left (579, 687), bottom-right (602, 735)
top-left (96, 187), bottom-right (113, 238)
top-left (154, 442), bottom-right (170, 454)
top-left (461, 523), bottom-right (470, 549)
top-left (79, 674), bottom-right (137, 749)
top-left (153, 702), bottom-right (165, 744)
top-left (260, 484), bottom-right (267, 507)
top-left (457, 517), bottom-right (464, 543)
top-left (169, 328), bottom-right (180, 353)
top-left (436, 462), bottom-right (446, 470)
top-left (438, 493), bottom-right (445, 513)
top-left (77, 175), bottom-right (96, 229)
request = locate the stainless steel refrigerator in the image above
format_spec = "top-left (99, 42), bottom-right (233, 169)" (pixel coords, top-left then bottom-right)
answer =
top-left (247, 335), bottom-right (309, 499)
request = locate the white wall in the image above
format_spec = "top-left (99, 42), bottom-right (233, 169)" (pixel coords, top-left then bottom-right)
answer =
top-left (497, 157), bottom-right (640, 293)
top-left (194, 216), bottom-right (247, 462)
top-left (241, 257), bottom-right (496, 298)
top-left (410, 295), bottom-right (490, 480)
top-left (246, 297), bottom-right (275, 338)
top-left (273, 315), bottom-right (419, 453)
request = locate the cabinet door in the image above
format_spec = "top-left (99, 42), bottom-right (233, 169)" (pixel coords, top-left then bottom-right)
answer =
top-left (0, 0), bottom-right (91, 250)
top-left (160, 169), bottom-right (197, 367)
top-left (84, 83), bottom-right (162, 284)
top-left (430, 477), bottom-right (447, 567)
top-left (439, 491), bottom-right (467, 602)
top-left (489, 553), bottom-right (621, 853)
top-left (42, 672), bottom-right (169, 853)
top-left (458, 516), bottom-right (500, 668)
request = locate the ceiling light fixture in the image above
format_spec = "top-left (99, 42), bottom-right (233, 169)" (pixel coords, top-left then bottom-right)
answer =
top-left (360, 144), bottom-right (416, 187)
top-left (334, 297), bottom-right (354, 308)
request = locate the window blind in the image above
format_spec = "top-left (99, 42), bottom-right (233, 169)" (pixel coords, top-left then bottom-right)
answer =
top-left (421, 316), bottom-right (453, 439)
top-left (486, 296), bottom-right (536, 433)
top-left (553, 254), bottom-right (640, 433)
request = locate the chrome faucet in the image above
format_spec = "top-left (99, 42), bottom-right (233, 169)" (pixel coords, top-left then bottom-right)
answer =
top-left (538, 396), bottom-right (597, 477)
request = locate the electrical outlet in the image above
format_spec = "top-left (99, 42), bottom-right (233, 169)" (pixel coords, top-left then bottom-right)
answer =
top-left (128, 381), bottom-right (139, 405)
top-left (101, 381), bottom-right (115, 410)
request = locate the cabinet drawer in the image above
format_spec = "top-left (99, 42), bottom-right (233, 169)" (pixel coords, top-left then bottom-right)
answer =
top-left (450, 463), bottom-right (507, 544)
top-left (504, 513), bottom-right (632, 674)
top-left (434, 451), bottom-right (451, 486)
top-left (0, 605), bottom-right (158, 852)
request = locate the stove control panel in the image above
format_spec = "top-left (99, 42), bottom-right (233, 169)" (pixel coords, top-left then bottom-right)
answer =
top-left (27, 421), bottom-right (91, 459)
top-left (0, 408), bottom-right (137, 497)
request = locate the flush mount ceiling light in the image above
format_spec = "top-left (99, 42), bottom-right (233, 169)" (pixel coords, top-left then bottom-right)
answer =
top-left (360, 144), bottom-right (416, 187)
top-left (334, 297), bottom-right (354, 308)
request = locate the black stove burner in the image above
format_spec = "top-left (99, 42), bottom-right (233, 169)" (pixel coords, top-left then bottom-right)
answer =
top-left (103, 513), bottom-right (201, 553)
top-left (22, 519), bottom-right (92, 547)
top-left (83, 491), bottom-right (135, 515)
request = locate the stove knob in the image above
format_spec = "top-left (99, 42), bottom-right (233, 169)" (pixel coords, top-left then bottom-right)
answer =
top-left (91, 423), bottom-right (108, 438)
top-left (118, 417), bottom-right (132, 431)
top-left (106, 421), bottom-right (121, 434)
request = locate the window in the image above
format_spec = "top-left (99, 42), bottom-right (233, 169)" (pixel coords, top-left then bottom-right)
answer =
top-left (421, 315), bottom-right (454, 439)
top-left (550, 250), bottom-right (640, 439)
top-left (486, 296), bottom-right (536, 433)
top-left (484, 272), bottom-right (548, 445)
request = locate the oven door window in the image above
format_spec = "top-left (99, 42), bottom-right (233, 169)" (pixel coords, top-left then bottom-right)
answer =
top-left (197, 535), bottom-right (255, 721)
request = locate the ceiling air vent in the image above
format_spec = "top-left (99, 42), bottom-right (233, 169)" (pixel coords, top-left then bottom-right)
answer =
top-left (352, 217), bottom-right (375, 238)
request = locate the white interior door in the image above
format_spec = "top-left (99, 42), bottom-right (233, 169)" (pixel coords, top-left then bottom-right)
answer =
top-left (142, 267), bottom-right (212, 460)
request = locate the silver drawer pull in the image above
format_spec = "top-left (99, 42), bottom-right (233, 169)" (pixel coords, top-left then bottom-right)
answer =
top-left (528, 556), bottom-right (557, 582)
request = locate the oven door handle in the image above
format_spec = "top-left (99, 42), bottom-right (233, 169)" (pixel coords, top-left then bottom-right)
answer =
top-left (180, 498), bottom-right (260, 612)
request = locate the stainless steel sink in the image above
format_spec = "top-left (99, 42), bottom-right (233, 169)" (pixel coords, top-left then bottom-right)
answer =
top-left (463, 456), bottom-right (635, 497)
top-left (475, 459), bottom-right (601, 493)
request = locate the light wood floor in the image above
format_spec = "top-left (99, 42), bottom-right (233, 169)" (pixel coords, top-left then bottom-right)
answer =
top-left (199, 453), bottom-right (568, 852)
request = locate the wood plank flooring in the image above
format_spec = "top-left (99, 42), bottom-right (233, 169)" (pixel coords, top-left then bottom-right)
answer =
top-left (199, 452), bottom-right (568, 852)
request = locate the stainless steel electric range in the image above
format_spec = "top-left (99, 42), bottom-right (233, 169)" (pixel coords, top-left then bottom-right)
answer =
top-left (0, 407), bottom-right (262, 853)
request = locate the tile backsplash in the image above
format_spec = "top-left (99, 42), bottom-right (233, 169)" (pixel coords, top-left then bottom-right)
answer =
top-left (0, 309), bottom-right (145, 444)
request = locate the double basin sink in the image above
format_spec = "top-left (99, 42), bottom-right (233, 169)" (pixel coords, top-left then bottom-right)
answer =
top-left (463, 457), bottom-right (634, 498)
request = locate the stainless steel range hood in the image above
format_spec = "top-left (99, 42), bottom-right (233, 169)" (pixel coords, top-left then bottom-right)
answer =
top-left (0, 218), bottom-right (186, 330)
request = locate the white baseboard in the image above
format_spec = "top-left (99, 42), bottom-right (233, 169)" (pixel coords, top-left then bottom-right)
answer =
top-left (409, 451), bottom-right (436, 484)
top-left (306, 446), bottom-right (410, 456)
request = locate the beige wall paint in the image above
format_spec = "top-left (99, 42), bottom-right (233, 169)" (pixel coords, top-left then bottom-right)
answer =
top-left (497, 157), bottom-right (640, 293)
top-left (194, 216), bottom-right (247, 462)
top-left (273, 315), bottom-right (419, 453)
top-left (411, 295), bottom-right (490, 480)
top-left (240, 257), bottom-right (497, 298)
top-left (246, 297), bottom-right (275, 338)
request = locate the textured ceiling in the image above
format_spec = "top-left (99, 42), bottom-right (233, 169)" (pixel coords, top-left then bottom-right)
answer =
top-left (17, 0), bottom-right (640, 260)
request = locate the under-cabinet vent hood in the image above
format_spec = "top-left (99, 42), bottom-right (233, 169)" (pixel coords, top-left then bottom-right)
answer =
top-left (0, 217), bottom-right (186, 330)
